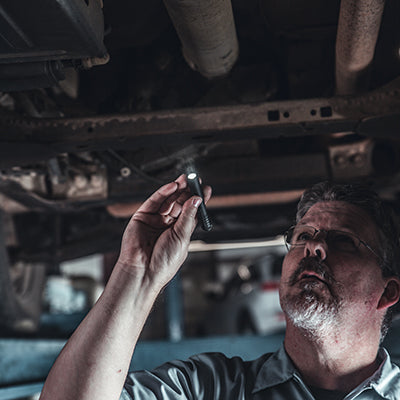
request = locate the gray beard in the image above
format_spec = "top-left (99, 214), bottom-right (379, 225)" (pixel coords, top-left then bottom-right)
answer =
top-left (281, 284), bottom-right (342, 337)
top-left (281, 256), bottom-right (346, 337)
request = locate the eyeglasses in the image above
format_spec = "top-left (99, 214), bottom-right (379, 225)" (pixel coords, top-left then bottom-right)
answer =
top-left (284, 225), bottom-right (383, 262)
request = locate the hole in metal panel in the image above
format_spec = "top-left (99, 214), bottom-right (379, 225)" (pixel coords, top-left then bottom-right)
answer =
top-left (268, 110), bottom-right (280, 121)
top-left (320, 106), bottom-right (332, 118)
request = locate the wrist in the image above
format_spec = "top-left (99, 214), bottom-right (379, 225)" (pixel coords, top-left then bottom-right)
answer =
top-left (113, 260), bottom-right (164, 296)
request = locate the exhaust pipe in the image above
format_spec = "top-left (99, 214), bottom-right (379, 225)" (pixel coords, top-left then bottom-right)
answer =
top-left (335, 0), bottom-right (386, 95)
top-left (163, 0), bottom-right (239, 79)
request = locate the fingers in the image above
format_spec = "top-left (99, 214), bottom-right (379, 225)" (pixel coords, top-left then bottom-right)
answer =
top-left (202, 185), bottom-right (212, 204)
top-left (174, 174), bottom-right (188, 189)
top-left (159, 189), bottom-right (190, 216)
top-left (160, 182), bottom-right (211, 218)
top-left (136, 181), bottom-right (179, 214)
top-left (173, 196), bottom-right (203, 240)
top-left (177, 184), bottom-right (212, 237)
top-left (136, 175), bottom-right (211, 221)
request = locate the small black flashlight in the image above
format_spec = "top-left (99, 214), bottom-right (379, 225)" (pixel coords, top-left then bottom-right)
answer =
top-left (187, 172), bottom-right (213, 231)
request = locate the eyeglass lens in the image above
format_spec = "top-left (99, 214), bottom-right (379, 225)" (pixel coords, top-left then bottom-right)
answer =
top-left (286, 226), bottom-right (360, 253)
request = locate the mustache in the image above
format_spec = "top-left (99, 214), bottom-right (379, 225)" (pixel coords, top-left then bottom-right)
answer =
top-left (288, 257), bottom-right (336, 287)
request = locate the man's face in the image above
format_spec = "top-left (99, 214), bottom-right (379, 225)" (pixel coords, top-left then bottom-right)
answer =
top-left (279, 201), bottom-right (387, 335)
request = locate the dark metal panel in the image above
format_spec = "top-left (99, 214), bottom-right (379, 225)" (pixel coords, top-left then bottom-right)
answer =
top-left (358, 114), bottom-right (400, 138)
top-left (0, 0), bottom-right (107, 61)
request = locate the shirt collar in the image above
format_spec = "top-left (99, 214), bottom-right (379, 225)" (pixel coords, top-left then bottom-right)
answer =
top-left (252, 345), bottom-right (296, 393)
top-left (252, 346), bottom-right (400, 399)
top-left (346, 348), bottom-right (400, 400)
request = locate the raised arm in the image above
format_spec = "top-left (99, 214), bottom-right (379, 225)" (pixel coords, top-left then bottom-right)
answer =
top-left (40, 175), bottom-right (211, 400)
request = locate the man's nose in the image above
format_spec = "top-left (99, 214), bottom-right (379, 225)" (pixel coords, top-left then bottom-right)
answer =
top-left (304, 239), bottom-right (327, 260)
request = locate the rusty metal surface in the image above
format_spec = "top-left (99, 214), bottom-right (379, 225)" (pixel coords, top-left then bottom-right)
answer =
top-left (328, 138), bottom-right (375, 180)
top-left (335, 0), bottom-right (386, 95)
top-left (163, 0), bottom-right (239, 78)
top-left (0, 77), bottom-right (399, 162)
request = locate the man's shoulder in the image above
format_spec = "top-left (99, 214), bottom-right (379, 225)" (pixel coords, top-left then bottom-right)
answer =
top-left (122, 351), bottom-right (276, 400)
top-left (373, 349), bottom-right (400, 399)
top-left (183, 351), bottom-right (274, 365)
top-left (163, 351), bottom-right (275, 378)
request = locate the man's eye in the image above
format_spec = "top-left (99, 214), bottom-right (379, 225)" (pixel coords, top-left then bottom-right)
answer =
top-left (329, 232), bottom-right (357, 250)
top-left (295, 231), bottom-right (313, 242)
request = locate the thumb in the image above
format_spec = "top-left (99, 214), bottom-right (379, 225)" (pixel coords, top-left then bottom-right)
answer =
top-left (174, 196), bottom-right (202, 240)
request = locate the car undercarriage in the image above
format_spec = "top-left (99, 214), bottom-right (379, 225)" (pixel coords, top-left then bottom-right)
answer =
top-left (0, 0), bottom-right (399, 333)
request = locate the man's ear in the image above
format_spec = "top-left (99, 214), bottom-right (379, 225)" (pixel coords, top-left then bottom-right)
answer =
top-left (377, 277), bottom-right (400, 310)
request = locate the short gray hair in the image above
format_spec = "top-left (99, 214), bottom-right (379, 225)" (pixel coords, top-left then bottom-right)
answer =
top-left (296, 181), bottom-right (400, 278)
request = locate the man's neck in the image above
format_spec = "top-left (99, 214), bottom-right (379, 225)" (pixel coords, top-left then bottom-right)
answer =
top-left (284, 322), bottom-right (381, 393)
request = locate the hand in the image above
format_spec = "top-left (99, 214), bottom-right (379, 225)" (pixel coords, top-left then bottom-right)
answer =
top-left (117, 174), bottom-right (212, 288)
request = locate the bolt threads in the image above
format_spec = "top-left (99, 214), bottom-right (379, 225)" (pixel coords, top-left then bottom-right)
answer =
top-left (199, 204), bottom-right (213, 231)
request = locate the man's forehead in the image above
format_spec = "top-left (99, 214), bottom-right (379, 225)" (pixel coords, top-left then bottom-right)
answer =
top-left (299, 200), bottom-right (377, 233)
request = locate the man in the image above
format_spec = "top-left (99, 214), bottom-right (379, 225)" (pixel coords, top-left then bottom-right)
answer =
top-left (40, 177), bottom-right (400, 400)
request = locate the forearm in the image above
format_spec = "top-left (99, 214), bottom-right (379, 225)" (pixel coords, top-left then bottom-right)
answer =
top-left (40, 262), bottom-right (162, 400)
top-left (39, 176), bottom-right (210, 400)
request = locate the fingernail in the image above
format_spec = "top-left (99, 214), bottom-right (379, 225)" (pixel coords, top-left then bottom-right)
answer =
top-left (193, 197), bottom-right (202, 208)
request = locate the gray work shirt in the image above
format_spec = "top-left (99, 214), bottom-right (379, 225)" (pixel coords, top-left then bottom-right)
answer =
top-left (120, 346), bottom-right (400, 399)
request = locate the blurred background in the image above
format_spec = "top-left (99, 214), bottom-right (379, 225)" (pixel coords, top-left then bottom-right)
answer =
top-left (1, 0), bottom-right (400, 397)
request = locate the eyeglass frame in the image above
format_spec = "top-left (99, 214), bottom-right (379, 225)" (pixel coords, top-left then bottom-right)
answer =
top-left (284, 224), bottom-right (385, 265)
